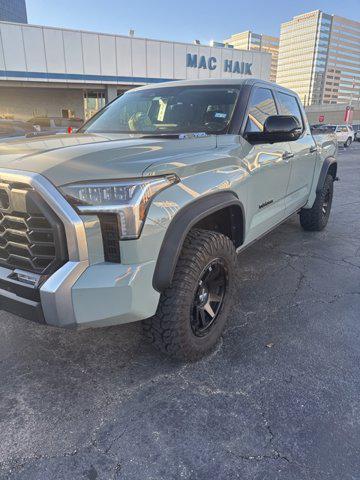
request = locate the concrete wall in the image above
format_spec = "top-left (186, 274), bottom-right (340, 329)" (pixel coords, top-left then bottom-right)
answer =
top-left (0, 86), bottom-right (84, 120)
top-left (305, 102), bottom-right (360, 125)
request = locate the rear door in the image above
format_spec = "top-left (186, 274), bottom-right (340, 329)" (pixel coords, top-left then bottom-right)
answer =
top-left (241, 86), bottom-right (292, 242)
top-left (275, 91), bottom-right (317, 215)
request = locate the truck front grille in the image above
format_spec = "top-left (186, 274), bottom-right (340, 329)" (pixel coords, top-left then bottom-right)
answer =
top-left (0, 181), bottom-right (68, 275)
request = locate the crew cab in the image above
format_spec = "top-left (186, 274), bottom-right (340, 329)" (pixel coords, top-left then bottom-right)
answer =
top-left (0, 79), bottom-right (338, 360)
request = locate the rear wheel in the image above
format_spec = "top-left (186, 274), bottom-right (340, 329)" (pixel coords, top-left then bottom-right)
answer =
top-left (143, 229), bottom-right (237, 360)
top-left (300, 174), bottom-right (334, 231)
top-left (344, 137), bottom-right (352, 148)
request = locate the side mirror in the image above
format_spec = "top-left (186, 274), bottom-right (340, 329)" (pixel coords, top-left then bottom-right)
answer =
top-left (246, 115), bottom-right (303, 144)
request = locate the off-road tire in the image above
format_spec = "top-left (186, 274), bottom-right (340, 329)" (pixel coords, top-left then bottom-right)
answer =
top-left (300, 174), bottom-right (334, 231)
top-left (143, 229), bottom-right (237, 361)
top-left (344, 137), bottom-right (352, 148)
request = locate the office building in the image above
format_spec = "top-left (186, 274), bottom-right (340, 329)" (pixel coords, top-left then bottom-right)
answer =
top-left (0, 0), bottom-right (27, 23)
top-left (224, 31), bottom-right (279, 82)
top-left (277, 10), bottom-right (360, 105)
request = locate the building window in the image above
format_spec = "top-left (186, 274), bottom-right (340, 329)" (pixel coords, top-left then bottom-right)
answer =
top-left (84, 91), bottom-right (106, 120)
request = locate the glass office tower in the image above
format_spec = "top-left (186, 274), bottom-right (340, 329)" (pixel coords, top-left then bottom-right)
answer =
top-left (0, 0), bottom-right (27, 23)
top-left (224, 31), bottom-right (279, 82)
top-left (277, 10), bottom-right (360, 105)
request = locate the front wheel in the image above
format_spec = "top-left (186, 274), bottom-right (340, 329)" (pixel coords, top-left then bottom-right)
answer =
top-left (300, 174), bottom-right (334, 231)
top-left (143, 229), bottom-right (237, 361)
top-left (344, 137), bottom-right (352, 148)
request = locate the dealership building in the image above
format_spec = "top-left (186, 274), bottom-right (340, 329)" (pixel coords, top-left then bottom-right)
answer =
top-left (0, 21), bottom-right (272, 122)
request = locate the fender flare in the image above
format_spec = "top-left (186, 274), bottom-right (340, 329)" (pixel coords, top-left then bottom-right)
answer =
top-left (152, 191), bottom-right (245, 293)
top-left (316, 156), bottom-right (337, 193)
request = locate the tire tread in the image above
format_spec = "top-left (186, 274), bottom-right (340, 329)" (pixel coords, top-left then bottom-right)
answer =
top-left (143, 229), bottom-right (237, 360)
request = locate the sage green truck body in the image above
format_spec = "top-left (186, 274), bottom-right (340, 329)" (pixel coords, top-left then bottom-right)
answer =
top-left (0, 79), bottom-right (337, 328)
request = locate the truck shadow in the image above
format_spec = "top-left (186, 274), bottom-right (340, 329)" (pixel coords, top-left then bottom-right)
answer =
top-left (0, 213), bottom-right (339, 384)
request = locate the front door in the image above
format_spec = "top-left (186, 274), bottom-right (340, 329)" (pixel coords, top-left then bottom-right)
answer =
top-left (275, 91), bottom-right (317, 214)
top-left (241, 86), bottom-right (291, 244)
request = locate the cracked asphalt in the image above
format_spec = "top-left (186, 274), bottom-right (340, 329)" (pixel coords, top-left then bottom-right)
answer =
top-left (0, 144), bottom-right (360, 480)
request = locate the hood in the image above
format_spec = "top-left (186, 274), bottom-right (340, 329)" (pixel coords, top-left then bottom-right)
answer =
top-left (0, 133), bottom-right (217, 186)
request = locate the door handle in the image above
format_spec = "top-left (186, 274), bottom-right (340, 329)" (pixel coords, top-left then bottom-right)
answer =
top-left (309, 145), bottom-right (318, 153)
top-left (282, 151), bottom-right (294, 162)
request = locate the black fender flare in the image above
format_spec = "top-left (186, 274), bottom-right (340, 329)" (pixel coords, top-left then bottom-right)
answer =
top-left (152, 191), bottom-right (245, 293)
top-left (316, 156), bottom-right (337, 193)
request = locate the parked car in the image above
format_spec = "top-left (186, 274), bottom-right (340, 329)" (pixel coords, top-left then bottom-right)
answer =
top-left (0, 119), bottom-right (36, 141)
top-left (327, 124), bottom-right (355, 147)
top-left (310, 124), bottom-right (335, 134)
top-left (27, 116), bottom-right (83, 134)
top-left (352, 123), bottom-right (360, 142)
top-left (0, 79), bottom-right (338, 360)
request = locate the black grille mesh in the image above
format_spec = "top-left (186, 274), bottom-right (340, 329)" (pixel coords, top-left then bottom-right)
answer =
top-left (99, 214), bottom-right (121, 263)
top-left (0, 182), bottom-right (67, 275)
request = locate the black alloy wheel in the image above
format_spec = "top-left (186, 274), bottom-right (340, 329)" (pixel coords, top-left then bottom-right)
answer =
top-left (190, 259), bottom-right (227, 337)
top-left (143, 229), bottom-right (237, 360)
top-left (322, 187), bottom-right (331, 216)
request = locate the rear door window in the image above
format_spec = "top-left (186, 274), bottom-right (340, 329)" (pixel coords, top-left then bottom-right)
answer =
top-left (245, 87), bottom-right (278, 133)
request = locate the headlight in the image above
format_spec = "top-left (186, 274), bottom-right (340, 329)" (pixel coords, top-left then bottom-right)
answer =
top-left (60, 175), bottom-right (178, 239)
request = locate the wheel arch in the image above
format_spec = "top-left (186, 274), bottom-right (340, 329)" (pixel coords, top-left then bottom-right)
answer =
top-left (316, 156), bottom-right (337, 194)
top-left (152, 191), bottom-right (245, 293)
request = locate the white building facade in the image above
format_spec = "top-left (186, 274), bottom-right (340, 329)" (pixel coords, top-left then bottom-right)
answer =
top-left (0, 21), bottom-right (272, 121)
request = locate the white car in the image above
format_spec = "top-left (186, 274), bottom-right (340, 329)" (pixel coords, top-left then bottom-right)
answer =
top-left (328, 125), bottom-right (355, 147)
top-left (352, 123), bottom-right (360, 142)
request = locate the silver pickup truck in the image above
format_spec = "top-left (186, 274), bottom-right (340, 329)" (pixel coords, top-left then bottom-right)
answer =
top-left (0, 79), bottom-right (337, 360)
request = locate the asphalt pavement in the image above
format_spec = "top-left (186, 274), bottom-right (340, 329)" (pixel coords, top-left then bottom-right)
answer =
top-left (0, 143), bottom-right (359, 480)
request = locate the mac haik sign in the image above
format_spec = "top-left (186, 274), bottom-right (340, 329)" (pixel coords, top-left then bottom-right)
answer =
top-left (186, 53), bottom-right (252, 75)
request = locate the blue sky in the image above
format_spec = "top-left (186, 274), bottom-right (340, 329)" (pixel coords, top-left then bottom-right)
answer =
top-left (26, 0), bottom-right (359, 43)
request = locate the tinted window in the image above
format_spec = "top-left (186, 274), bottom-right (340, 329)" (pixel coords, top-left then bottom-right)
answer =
top-left (337, 126), bottom-right (348, 132)
top-left (245, 88), bottom-right (277, 133)
top-left (82, 87), bottom-right (239, 135)
top-left (13, 122), bottom-right (33, 133)
top-left (277, 92), bottom-right (303, 128)
top-left (0, 124), bottom-right (15, 137)
top-left (30, 118), bottom-right (51, 128)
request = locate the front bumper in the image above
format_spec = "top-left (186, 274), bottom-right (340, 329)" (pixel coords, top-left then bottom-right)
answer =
top-left (0, 262), bottom-right (159, 329)
top-left (0, 285), bottom-right (45, 324)
top-left (0, 258), bottom-right (160, 329)
top-left (0, 168), bottom-right (161, 329)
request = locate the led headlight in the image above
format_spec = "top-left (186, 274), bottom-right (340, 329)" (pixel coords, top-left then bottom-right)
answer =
top-left (60, 175), bottom-right (178, 239)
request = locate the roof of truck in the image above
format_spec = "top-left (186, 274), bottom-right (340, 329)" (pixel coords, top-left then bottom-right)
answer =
top-left (135, 78), bottom-right (263, 89)
top-left (131, 78), bottom-right (298, 97)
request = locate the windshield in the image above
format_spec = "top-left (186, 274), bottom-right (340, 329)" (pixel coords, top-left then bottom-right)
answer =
top-left (80, 86), bottom-right (240, 135)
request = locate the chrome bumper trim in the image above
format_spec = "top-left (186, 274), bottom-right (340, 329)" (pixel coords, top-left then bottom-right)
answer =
top-left (0, 168), bottom-right (89, 327)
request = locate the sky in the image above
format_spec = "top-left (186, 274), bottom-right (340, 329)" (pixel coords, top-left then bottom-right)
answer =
top-left (26, 0), bottom-right (360, 43)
